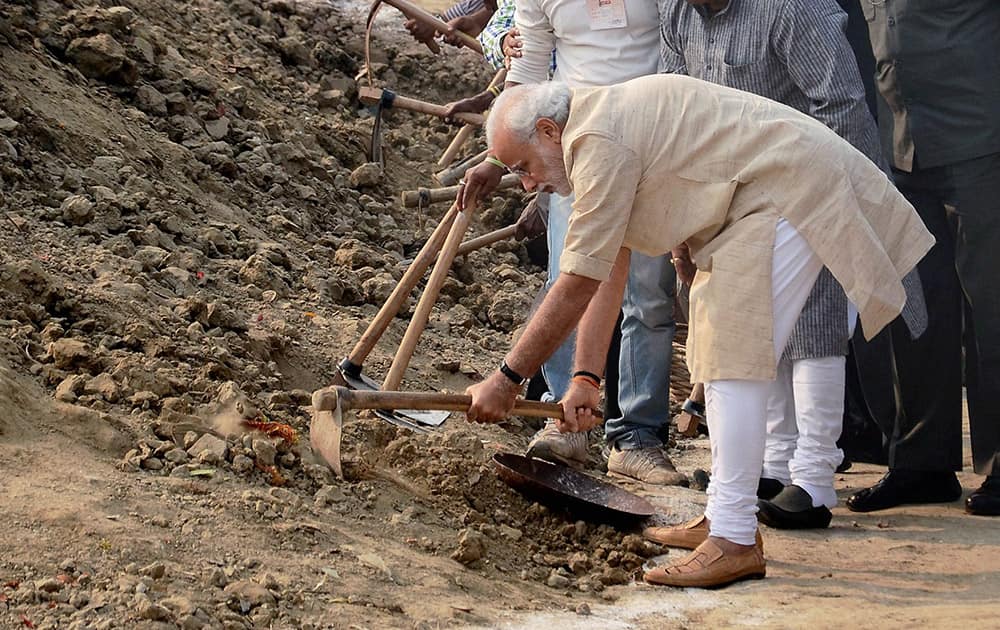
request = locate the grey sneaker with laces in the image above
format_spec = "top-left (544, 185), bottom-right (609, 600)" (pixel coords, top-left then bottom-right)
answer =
top-left (525, 421), bottom-right (589, 468)
top-left (607, 446), bottom-right (688, 486)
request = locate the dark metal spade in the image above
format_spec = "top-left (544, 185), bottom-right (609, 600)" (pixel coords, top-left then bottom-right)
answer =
top-left (492, 453), bottom-right (656, 524)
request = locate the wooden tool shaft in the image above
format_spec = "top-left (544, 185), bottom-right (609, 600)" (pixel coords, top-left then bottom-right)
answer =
top-left (401, 173), bottom-right (520, 207)
top-left (346, 204), bottom-right (459, 365)
top-left (358, 87), bottom-right (485, 126)
top-left (456, 225), bottom-right (517, 256)
top-left (383, 0), bottom-right (484, 54)
top-left (382, 204), bottom-right (475, 390)
top-left (435, 148), bottom-right (488, 186)
top-left (315, 386), bottom-right (565, 419)
top-left (437, 124), bottom-right (476, 168)
top-left (368, 0), bottom-right (439, 54)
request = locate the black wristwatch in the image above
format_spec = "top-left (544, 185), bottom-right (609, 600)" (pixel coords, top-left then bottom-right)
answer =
top-left (499, 359), bottom-right (528, 386)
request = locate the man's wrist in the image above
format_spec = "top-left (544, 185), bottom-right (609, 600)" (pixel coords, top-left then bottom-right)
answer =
top-left (499, 358), bottom-right (528, 387)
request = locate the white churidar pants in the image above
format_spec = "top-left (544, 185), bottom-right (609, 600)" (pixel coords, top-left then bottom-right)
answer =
top-left (762, 355), bottom-right (846, 509)
top-left (762, 298), bottom-right (858, 508)
top-left (703, 219), bottom-right (824, 545)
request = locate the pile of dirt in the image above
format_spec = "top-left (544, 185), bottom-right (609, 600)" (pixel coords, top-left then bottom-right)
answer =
top-left (0, 1), bottom-right (680, 627)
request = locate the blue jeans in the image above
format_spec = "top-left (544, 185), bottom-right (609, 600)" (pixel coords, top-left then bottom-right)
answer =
top-left (543, 193), bottom-right (676, 449)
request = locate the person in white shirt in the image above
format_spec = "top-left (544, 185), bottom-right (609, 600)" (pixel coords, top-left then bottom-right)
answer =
top-left (461, 0), bottom-right (687, 486)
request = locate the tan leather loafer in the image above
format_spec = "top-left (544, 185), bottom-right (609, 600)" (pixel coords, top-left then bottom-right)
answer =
top-left (642, 515), bottom-right (709, 549)
top-left (643, 538), bottom-right (766, 589)
top-left (643, 516), bottom-right (764, 550)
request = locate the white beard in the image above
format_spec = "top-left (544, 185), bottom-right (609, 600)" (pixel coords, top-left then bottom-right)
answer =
top-left (540, 149), bottom-right (572, 196)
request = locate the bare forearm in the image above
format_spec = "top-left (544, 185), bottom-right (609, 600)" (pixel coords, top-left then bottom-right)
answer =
top-left (573, 247), bottom-right (630, 376)
top-left (506, 273), bottom-right (600, 378)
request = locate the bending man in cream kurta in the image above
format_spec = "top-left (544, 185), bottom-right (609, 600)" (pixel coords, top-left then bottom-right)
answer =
top-left (461, 75), bottom-right (933, 589)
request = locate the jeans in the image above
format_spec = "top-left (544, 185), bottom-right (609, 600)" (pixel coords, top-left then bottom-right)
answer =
top-left (539, 193), bottom-right (577, 402)
top-left (542, 193), bottom-right (676, 448)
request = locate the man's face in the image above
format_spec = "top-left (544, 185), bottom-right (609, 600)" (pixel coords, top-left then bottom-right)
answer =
top-left (493, 120), bottom-right (572, 196)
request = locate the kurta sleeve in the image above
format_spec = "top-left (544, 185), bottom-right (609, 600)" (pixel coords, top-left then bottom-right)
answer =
top-left (508, 0), bottom-right (556, 84)
top-left (559, 134), bottom-right (642, 281)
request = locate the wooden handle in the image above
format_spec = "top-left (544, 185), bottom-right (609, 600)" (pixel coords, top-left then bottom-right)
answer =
top-left (435, 148), bottom-right (489, 186)
top-left (346, 204), bottom-right (459, 365)
top-left (437, 124), bottom-right (476, 168)
top-left (368, 0), bottom-right (440, 54)
top-left (383, 0), bottom-right (484, 55)
top-left (435, 69), bottom-right (506, 168)
top-left (382, 204), bottom-right (475, 390)
top-left (314, 386), bottom-right (566, 419)
top-left (401, 173), bottom-right (520, 207)
top-left (457, 225), bottom-right (517, 256)
top-left (359, 86), bottom-right (485, 126)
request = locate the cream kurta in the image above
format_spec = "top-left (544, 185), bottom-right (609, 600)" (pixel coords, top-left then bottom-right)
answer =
top-left (558, 74), bottom-right (934, 382)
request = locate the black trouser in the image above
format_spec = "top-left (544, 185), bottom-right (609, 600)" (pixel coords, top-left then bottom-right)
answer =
top-left (871, 152), bottom-right (1000, 476)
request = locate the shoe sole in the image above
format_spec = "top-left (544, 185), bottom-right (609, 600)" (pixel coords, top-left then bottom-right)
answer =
top-left (757, 503), bottom-right (832, 530)
top-left (846, 492), bottom-right (963, 513)
top-left (645, 570), bottom-right (766, 589)
top-left (607, 470), bottom-right (690, 487)
top-left (525, 444), bottom-right (586, 470)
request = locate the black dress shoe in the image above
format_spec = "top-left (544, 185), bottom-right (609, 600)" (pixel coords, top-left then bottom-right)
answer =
top-left (757, 477), bottom-right (784, 500)
top-left (966, 476), bottom-right (1000, 516)
top-left (847, 469), bottom-right (961, 513)
top-left (836, 456), bottom-right (852, 474)
top-left (757, 485), bottom-right (832, 529)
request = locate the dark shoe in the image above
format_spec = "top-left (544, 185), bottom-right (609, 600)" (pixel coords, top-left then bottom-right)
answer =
top-left (836, 456), bottom-right (852, 474)
top-left (758, 485), bottom-right (832, 529)
top-left (757, 477), bottom-right (784, 500)
top-left (966, 476), bottom-right (1000, 516)
top-left (846, 470), bottom-right (961, 513)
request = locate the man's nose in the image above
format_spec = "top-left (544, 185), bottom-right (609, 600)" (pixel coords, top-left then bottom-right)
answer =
top-left (520, 175), bottom-right (537, 192)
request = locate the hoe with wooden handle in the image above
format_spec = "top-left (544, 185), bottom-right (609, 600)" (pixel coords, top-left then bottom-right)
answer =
top-left (333, 202), bottom-right (461, 392)
top-left (400, 174), bottom-right (520, 207)
top-left (310, 386), bottom-right (572, 478)
top-left (379, 0), bottom-right (484, 55)
top-left (358, 86), bottom-right (485, 126)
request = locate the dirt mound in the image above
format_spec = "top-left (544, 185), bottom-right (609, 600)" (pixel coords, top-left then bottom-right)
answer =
top-left (0, 1), bottom-right (646, 627)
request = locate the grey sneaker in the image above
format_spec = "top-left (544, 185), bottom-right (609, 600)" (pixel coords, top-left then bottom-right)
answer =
top-left (526, 421), bottom-right (588, 468)
top-left (607, 446), bottom-right (688, 486)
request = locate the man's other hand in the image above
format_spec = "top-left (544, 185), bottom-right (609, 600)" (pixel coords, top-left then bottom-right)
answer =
top-left (514, 193), bottom-right (549, 240)
top-left (458, 160), bottom-right (504, 210)
top-left (404, 18), bottom-right (438, 51)
top-left (443, 92), bottom-right (494, 123)
top-left (671, 243), bottom-right (696, 286)
top-left (557, 380), bottom-right (602, 433)
top-left (502, 27), bottom-right (523, 67)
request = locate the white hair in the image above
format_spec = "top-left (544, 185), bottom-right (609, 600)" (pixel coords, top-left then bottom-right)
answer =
top-left (486, 82), bottom-right (572, 147)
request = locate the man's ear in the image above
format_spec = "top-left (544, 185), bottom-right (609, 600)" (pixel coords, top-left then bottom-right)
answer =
top-left (535, 118), bottom-right (562, 145)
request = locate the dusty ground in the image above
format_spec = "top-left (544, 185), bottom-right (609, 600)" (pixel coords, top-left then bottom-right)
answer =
top-left (0, 1), bottom-right (998, 628)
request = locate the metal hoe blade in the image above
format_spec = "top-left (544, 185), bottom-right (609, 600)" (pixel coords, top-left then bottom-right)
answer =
top-left (338, 360), bottom-right (449, 427)
top-left (310, 406), bottom-right (344, 478)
